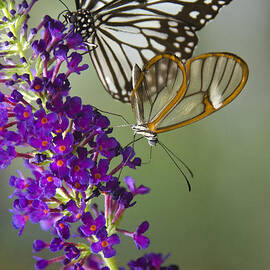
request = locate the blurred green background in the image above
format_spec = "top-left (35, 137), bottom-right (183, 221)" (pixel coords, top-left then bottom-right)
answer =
top-left (1, 0), bottom-right (270, 269)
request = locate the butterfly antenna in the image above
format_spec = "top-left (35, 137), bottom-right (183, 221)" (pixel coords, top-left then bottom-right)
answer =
top-left (158, 141), bottom-right (192, 191)
top-left (159, 140), bottom-right (194, 177)
top-left (92, 105), bottom-right (131, 126)
top-left (57, 0), bottom-right (70, 11)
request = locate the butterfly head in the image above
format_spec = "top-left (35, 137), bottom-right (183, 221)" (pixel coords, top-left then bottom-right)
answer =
top-left (63, 9), bottom-right (95, 41)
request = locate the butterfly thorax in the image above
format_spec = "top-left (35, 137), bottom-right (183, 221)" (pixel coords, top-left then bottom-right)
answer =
top-left (132, 125), bottom-right (158, 146)
top-left (67, 9), bottom-right (95, 41)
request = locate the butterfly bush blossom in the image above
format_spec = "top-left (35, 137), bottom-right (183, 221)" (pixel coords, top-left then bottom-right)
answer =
top-left (0, 1), bottom-right (179, 270)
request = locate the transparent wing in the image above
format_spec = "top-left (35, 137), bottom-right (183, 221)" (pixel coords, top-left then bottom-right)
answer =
top-left (80, 0), bottom-right (233, 102)
top-left (131, 54), bottom-right (186, 125)
top-left (138, 53), bottom-right (249, 133)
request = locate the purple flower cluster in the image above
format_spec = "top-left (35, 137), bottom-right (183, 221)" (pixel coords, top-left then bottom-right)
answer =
top-left (0, 1), bottom-right (180, 270)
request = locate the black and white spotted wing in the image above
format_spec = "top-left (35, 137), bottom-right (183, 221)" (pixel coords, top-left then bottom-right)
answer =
top-left (71, 0), bottom-right (233, 103)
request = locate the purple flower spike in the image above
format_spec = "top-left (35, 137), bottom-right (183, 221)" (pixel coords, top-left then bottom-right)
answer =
top-left (124, 176), bottom-right (150, 196)
top-left (0, 103), bottom-right (8, 126)
top-left (13, 103), bottom-right (33, 122)
top-left (53, 133), bottom-right (74, 155)
top-left (54, 44), bottom-right (69, 61)
top-left (90, 159), bottom-right (112, 185)
top-left (96, 134), bottom-right (119, 159)
top-left (128, 253), bottom-right (177, 270)
top-left (31, 39), bottom-right (46, 55)
top-left (64, 244), bottom-right (80, 260)
top-left (49, 237), bottom-right (65, 252)
top-left (12, 214), bottom-right (27, 236)
top-left (34, 257), bottom-right (49, 270)
top-left (79, 212), bottom-right (106, 237)
top-left (91, 227), bottom-right (120, 258)
top-left (33, 239), bottom-right (47, 252)
top-left (133, 221), bottom-right (150, 250)
top-left (55, 219), bottom-right (71, 240)
top-left (28, 132), bottom-right (53, 152)
top-left (74, 263), bottom-right (85, 270)
top-left (50, 155), bottom-right (70, 178)
top-left (34, 108), bottom-right (57, 131)
top-left (66, 52), bottom-right (88, 75)
top-left (121, 147), bottom-right (141, 169)
top-left (30, 77), bottom-right (47, 92)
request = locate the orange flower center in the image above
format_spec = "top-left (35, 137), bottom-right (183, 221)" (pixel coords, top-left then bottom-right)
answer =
top-left (90, 225), bottom-right (97, 231)
top-left (56, 129), bottom-right (62, 133)
top-left (47, 176), bottom-right (53, 182)
top-left (59, 145), bottom-right (66, 152)
top-left (23, 111), bottom-right (29, 118)
top-left (74, 165), bottom-right (80, 172)
top-left (59, 222), bottom-right (64, 229)
top-left (57, 160), bottom-right (64, 167)
top-left (34, 84), bottom-right (41, 90)
top-left (42, 140), bottom-right (48, 147)
top-left (75, 182), bottom-right (81, 189)
top-left (41, 117), bottom-right (48, 124)
top-left (101, 240), bottom-right (109, 248)
top-left (94, 173), bottom-right (101, 179)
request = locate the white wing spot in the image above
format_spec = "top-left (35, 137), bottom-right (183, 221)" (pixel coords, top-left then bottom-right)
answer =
top-left (200, 18), bottom-right (206, 24)
top-left (186, 30), bottom-right (195, 37)
top-left (168, 21), bottom-right (178, 27)
top-left (205, 14), bottom-right (213, 19)
top-left (175, 52), bottom-right (182, 58)
top-left (189, 11), bottom-right (200, 19)
top-left (187, 42), bottom-right (194, 47)
top-left (204, 0), bottom-right (213, 4)
top-left (169, 27), bottom-right (178, 33)
top-left (218, 1), bottom-right (225, 4)
top-left (176, 36), bottom-right (186, 42)
top-left (185, 47), bottom-right (192, 53)
top-left (173, 42), bottom-right (180, 48)
top-left (212, 5), bottom-right (218, 11)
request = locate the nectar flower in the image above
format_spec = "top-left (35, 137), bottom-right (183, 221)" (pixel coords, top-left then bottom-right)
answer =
top-left (91, 227), bottom-right (120, 258)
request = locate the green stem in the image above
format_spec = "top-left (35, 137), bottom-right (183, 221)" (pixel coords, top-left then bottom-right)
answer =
top-left (2, 7), bottom-right (33, 80)
top-left (102, 255), bottom-right (118, 270)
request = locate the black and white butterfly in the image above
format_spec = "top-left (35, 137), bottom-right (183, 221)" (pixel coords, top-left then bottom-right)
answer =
top-left (64, 0), bottom-right (232, 103)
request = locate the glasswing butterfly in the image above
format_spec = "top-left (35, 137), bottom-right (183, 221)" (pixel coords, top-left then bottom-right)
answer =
top-left (130, 52), bottom-right (249, 189)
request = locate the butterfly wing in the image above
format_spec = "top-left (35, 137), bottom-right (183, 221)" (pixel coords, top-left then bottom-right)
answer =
top-left (78, 0), bottom-right (233, 102)
top-left (131, 54), bottom-right (186, 126)
top-left (76, 0), bottom-right (112, 12)
top-left (131, 53), bottom-right (249, 132)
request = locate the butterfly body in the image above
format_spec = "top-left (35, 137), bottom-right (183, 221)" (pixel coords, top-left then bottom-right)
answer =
top-left (131, 124), bottom-right (158, 146)
top-left (66, 0), bottom-right (232, 102)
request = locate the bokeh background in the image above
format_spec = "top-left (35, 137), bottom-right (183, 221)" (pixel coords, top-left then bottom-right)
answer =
top-left (0, 0), bottom-right (269, 269)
